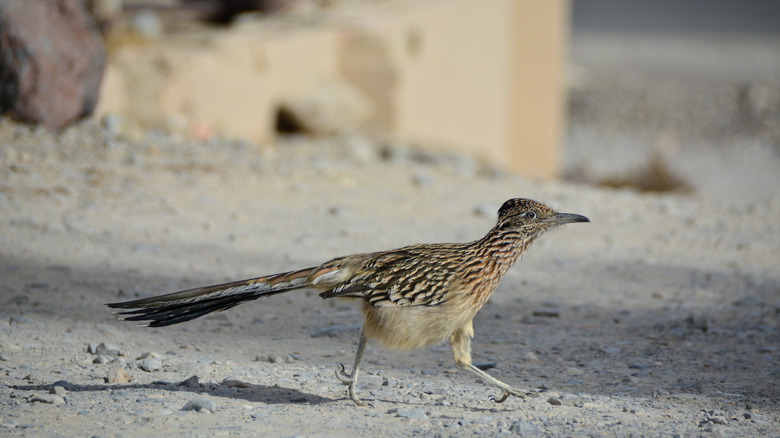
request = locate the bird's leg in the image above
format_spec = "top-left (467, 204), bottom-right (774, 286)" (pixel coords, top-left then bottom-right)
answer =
top-left (465, 363), bottom-right (534, 403)
top-left (449, 323), bottom-right (536, 403)
top-left (336, 331), bottom-right (370, 406)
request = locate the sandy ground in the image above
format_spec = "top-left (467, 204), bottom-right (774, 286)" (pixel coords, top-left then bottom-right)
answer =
top-left (2, 20), bottom-right (780, 438)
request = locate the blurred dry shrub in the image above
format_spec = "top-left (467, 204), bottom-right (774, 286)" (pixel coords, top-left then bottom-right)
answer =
top-left (566, 152), bottom-right (693, 194)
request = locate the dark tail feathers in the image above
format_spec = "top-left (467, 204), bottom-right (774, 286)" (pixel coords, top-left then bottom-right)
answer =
top-left (107, 267), bottom-right (317, 327)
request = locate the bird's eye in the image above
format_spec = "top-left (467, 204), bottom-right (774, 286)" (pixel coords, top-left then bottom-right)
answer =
top-left (523, 211), bottom-right (536, 220)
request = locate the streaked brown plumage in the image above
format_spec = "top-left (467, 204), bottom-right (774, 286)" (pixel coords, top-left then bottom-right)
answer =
top-left (108, 198), bottom-right (589, 405)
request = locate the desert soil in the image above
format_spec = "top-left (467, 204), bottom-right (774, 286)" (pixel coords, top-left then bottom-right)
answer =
top-left (1, 21), bottom-right (780, 438)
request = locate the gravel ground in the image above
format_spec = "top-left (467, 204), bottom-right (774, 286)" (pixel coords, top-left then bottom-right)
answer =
top-left (1, 21), bottom-right (780, 438)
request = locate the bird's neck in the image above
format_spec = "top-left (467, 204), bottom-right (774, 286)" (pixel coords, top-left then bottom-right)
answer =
top-left (473, 226), bottom-right (534, 277)
top-left (459, 226), bottom-right (535, 309)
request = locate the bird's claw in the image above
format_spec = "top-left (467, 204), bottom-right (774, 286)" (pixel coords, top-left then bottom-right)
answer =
top-left (490, 390), bottom-right (511, 403)
top-left (335, 364), bottom-right (373, 406)
top-left (353, 398), bottom-right (373, 408)
top-left (336, 363), bottom-right (354, 384)
top-left (490, 387), bottom-right (538, 403)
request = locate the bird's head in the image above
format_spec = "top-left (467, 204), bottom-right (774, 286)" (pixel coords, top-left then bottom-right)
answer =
top-left (495, 198), bottom-right (589, 235)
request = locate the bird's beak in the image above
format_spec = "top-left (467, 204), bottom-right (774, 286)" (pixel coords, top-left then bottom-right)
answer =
top-left (544, 212), bottom-right (590, 225)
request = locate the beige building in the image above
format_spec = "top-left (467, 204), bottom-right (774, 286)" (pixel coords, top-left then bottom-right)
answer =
top-left (98, 0), bottom-right (568, 178)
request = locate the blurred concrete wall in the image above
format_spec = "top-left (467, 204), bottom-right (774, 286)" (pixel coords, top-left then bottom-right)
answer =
top-left (97, 0), bottom-right (568, 177)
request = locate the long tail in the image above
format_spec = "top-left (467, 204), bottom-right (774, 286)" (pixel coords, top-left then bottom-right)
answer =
top-left (107, 267), bottom-right (319, 327)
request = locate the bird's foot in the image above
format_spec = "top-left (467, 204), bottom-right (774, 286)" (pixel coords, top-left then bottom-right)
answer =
top-left (490, 387), bottom-right (539, 403)
top-left (335, 364), bottom-right (372, 407)
top-left (349, 393), bottom-right (371, 407)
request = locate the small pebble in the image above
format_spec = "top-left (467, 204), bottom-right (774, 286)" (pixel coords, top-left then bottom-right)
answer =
top-left (255, 354), bottom-right (295, 364)
top-left (472, 361), bottom-right (496, 370)
top-left (531, 309), bottom-right (560, 318)
top-left (547, 396), bottom-right (562, 406)
top-left (138, 358), bottom-right (162, 371)
top-left (523, 352), bottom-right (541, 363)
top-left (30, 394), bottom-right (65, 405)
top-left (137, 352), bottom-right (163, 372)
top-left (182, 398), bottom-right (216, 413)
top-left (107, 364), bottom-right (131, 384)
top-left (92, 342), bottom-right (122, 357)
top-left (136, 352), bottom-right (160, 360)
top-left (179, 375), bottom-right (200, 388)
top-left (708, 415), bottom-right (727, 425)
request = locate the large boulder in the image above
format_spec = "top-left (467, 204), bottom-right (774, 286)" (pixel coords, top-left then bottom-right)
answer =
top-left (0, 0), bottom-right (106, 129)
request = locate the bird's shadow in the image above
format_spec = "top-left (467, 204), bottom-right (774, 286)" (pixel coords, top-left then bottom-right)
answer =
top-left (10, 380), bottom-right (334, 405)
top-left (10, 380), bottom-right (523, 412)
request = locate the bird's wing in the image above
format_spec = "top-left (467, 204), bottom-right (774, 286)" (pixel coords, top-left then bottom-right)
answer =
top-left (318, 245), bottom-right (461, 307)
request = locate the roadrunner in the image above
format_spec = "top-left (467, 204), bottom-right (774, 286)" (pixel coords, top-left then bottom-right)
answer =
top-left (108, 198), bottom-right (589, 405)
